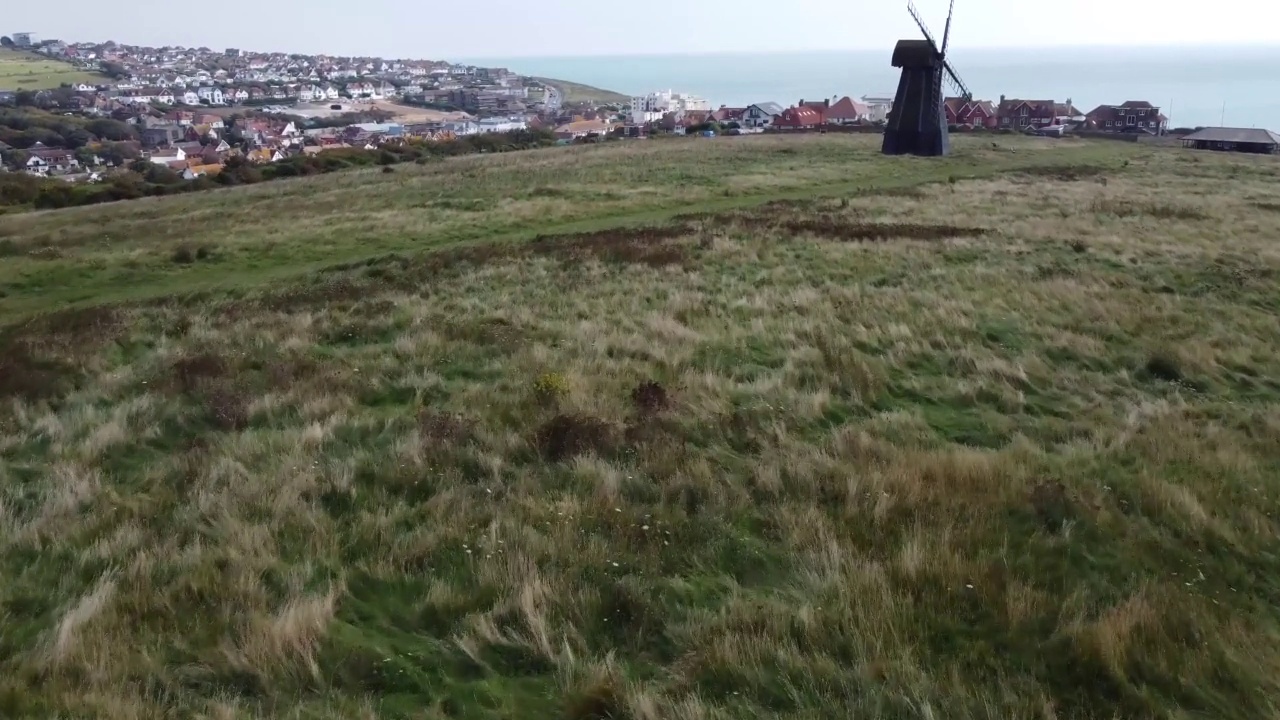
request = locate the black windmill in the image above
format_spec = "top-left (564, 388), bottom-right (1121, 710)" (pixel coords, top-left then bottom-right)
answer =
top-left (882, 0), bottom-right (972, 157)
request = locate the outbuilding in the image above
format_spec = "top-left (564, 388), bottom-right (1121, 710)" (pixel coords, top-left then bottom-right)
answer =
top-left (1181, 127), bottom-right (1280, 154)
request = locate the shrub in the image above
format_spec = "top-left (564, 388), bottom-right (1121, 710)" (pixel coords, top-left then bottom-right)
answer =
top-left (533, 372), bottom-right (569, 402)
top-left (171, 244), bottom-right (196, 264)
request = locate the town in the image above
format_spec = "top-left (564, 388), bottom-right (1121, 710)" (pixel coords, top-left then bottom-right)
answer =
top-left (2, 31), bottom-right (1275, 205)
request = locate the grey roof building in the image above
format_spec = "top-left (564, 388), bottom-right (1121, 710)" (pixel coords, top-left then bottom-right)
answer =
top-left (1181, 127), bottom-right (1280, 154)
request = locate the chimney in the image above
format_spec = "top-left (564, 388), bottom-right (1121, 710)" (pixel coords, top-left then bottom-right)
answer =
top-left (999, 94), bottom-right (1005, 105)
top-left (824, 98), bottom-right (830, 108)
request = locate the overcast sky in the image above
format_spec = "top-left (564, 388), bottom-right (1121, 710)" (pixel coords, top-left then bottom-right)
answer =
top-left (7, 0), bottom-right (1280, 59)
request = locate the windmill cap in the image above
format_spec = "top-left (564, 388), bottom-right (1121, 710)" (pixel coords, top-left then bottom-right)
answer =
top-left (892, 40), bottom-right (943, 68)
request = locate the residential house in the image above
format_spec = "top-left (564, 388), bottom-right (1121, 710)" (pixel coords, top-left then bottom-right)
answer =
top-left (1180, 127), bottom-right (1280, 154)
top-left (709, 106), bottom-right (745, 123)
top-left (24, 155), bottom-right (48, 174)
top-left (743, 102), bottom-right (784, 129)
top-left (164, 110), bottom-right (196, 125)
top-left (181, 90), bottom-right (201, 105)
top-left (824, 96), bottom-right (870, 125)
top-left (195, 114), bottom-right (225, 129)
top-left (1084, 101), bottom-right (1167, 134)
top-left (944, 97), bottom-right (997, 128)
top-left (149, 147), bottom-right (187, 164)
top-left (182, 163), bottom-right (223, 179)
top-left (996, 96), bottom-right (1058, 129)
top-left (229, 88), bottom-right (250, 103)
top-left (552, 118), bottom-right (613, 140)
top-left (141, 125), bottom-right (184, 148)
top-left (860, 95), bottom-right (894, 123)
top-left (196, 86), bottom-right (225, 104)
top-left (246, 148), bottom-right (284, 163)
top-left (773, 106), bottom-right (823, 130)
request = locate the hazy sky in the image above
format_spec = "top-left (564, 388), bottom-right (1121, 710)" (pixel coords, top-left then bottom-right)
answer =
top-left (7, 0), bottom-right (1280, 59)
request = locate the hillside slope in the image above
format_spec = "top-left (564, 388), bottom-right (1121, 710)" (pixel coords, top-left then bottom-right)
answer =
top-left (3, 136), bottom-right (1280, 719)
top-left (537, 77), bottom-right (630, 105)
top-left (0, 48), bottom-right (110, 90)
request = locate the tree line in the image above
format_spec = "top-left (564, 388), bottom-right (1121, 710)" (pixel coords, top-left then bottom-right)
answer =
top-left (0, 128), bottom-right (559, 211)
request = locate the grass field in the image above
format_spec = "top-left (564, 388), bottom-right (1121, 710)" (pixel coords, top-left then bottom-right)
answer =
top-left (0, 48), bottom-right (109, 90)
top-left (537, 77), bottom-right (630, 105)
top-left (2, 134), bottom-right (1280, 719)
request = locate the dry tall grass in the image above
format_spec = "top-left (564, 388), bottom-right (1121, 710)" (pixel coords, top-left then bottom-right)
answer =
top-left (1, 137), bottom-right (1279, 719)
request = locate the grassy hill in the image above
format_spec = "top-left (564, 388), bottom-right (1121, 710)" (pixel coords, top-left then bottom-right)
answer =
top-left (2, 134), bottom-right (1280, 719)
top-left (0, 48), bottom-right (109, 90)
top-left (537, 77), bottom-right (629, 105)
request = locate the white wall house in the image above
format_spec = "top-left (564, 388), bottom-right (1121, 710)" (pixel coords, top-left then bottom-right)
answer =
top-left (477, 116), bottom-right (528, 133)
top-left (196, 86), bottom-right (225, 105)
top-left (860, 95), bottom-right (894, 123)
top-left (630, 89), bottom-right (711, 124)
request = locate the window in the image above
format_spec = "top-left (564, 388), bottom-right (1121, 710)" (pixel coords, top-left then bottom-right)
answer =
top-left (1127, 116), bottom-right (1136, 125)
top-left (1020, 107), bottom-right (1027, 116)
top-left (1138, 109), bottom-right (1146, 116)
top-left (1106, 120), bottom-right (1112, 127)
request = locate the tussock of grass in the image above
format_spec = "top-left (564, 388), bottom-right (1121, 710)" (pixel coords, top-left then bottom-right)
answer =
top-left (1, 136), bottom-right (1280, 719)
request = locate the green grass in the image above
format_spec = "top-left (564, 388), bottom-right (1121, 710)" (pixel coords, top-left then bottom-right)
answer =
top-left (3, 134), bottom-right (1280, 719)
top-left (0, 48), bottom-right (109, 90)
top-left (537, 77), bottom-right (630, 105)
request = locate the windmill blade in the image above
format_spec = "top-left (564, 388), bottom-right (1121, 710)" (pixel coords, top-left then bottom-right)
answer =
top-left (941, 0), bottom-right (956, 56)
top-left (943, 61), bottom-right (972, 100)
top-left (907, 1), bottom-right (941, 53)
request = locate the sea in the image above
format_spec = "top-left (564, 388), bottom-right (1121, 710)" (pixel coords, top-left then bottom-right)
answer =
top-left (460, 46), bottom-right (1280, 130)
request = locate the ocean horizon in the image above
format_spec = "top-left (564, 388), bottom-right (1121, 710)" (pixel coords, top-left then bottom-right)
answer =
top-left (460, 46), bottom-right (1280, 130)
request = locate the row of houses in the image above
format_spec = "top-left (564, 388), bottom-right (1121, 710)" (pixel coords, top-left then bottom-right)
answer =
top-left (722, 95), bottom-right (1171, 136)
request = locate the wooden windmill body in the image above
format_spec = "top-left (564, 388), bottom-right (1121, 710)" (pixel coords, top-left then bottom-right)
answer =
top-left (882, 0), bottom-right (972, 157)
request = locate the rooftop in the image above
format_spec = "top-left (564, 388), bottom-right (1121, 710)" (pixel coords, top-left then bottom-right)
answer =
top-left (1182, 127), bottom-right (1280, 145)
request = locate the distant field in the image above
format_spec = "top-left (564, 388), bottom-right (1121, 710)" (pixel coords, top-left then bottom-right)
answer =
top-left (537, 77), bottom-right (629, 105)
top-left (0, 48), bottom-right (109, 90)
top-left (3, 135), bottom-right (1280, 719)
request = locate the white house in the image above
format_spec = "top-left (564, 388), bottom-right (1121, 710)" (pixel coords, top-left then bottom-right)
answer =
top-left (297, 84), bottom-right (319, 102)
top-left (477, 116), bottom-right (528, 133)
top-left (196, 86), bottom-right (225, 105)
top-left (181, 90), bottom-right (200, 105)
top-left (743, 102), bottom-right (784, 129)
top-left (229, 88), bottom-right (249, 103)
top-left (149, 148), bottom-right (186, 165)
top-left (25, 156), bottom-right (50, 175)
top-left (74, 83), bottom-right (96, 92)
top-left (860, 95), bottom-right (894, 123)
top-left (630, 89), bottom-right (712, 124)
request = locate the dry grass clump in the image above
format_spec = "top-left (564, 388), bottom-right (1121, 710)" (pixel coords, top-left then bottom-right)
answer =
top-left (1, 138), bottom-right (1280, 719)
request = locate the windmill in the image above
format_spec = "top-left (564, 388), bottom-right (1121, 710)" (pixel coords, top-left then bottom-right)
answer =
top-left (881, 0), bottom-right (972, 157)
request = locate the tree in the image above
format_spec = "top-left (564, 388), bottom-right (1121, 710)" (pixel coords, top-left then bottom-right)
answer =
top-left (86, 119), bottom-right (137, 142)
top-left (0, 37), bottom-right (13, 48)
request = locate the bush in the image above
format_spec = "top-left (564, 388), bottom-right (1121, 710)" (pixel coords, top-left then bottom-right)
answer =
top-left (171, 244), bottom-right (196, 264)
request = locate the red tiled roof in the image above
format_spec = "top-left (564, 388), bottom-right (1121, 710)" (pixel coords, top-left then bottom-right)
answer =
top-left (825, 96), bottom-right (867, 121)
top-left (774, 106), bottom-right (823, 127)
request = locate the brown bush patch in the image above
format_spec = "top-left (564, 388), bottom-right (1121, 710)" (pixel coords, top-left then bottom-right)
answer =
top-left (1030, 479), bottom-right (1073, 532)
top-left (440, 317), bottom-right (525, 350)
top-left (419, 409), bottom-right (473, 444)
top-left (535, 414), bottom-right (616, 461)
top-left (531, 225), bottom-right (693, 268)
top-left (172, 352), bottom-right (230, 394)
top-left (630, 381), bottom-right (669, 414)
top-left (780, 219), bottom-right (988, 242)
top-left (201, 383), bottom-right (250, 431)
top-left (1091, 199), bottom-right (1209, 221)
top-left (1017, 164), bottom-right (1108, 182)
top-left (0, 342), bottom-right (74, 401)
